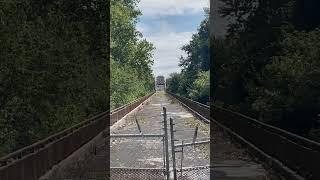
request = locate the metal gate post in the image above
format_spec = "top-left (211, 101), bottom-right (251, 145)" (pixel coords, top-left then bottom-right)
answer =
top-left (170, 117), bottom-right (177, 180)
top-left (163, 107), bottom-right (170, 180)
top-left (180, 140), bottom-right (184, 178)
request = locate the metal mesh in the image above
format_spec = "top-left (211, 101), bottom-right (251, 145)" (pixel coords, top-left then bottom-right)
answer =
top-left (110, 138), bottom-right (165, 168)
top-left (110, 168), bottom-right (166, 180)
top-left (176, 166), bottom-right (210, 180)
top-left (110, 136), bottom-right (167, 179)
top-left (172, 140), bottom-right (210, 180)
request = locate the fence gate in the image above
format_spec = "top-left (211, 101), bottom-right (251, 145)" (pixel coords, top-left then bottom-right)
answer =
top-left (169, 117), bottom-right (210, 180)
top-left (110, 107), bottom-right (170, 180)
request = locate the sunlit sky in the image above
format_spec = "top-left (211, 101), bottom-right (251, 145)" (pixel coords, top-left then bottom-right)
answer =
top-left (137, 0), bottom-right (209, 78)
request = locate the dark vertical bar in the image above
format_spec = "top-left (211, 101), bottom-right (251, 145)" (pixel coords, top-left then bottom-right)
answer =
top-left (210, 1), bottom-right (214, 179)
top-left (163, 107), bottom-right (170, 180)
top-left (170, 117), bottom-right (177, 180)
top-left (193, 126), bottom-right (199, 143)
top-left (162, 136), bottom-right (166, 170)
top-left (135, 114), bottom-right (142, 133)
top-left (180, 140), bottom-right (184, 178)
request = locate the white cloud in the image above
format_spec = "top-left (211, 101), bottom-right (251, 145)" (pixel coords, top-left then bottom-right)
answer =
top-left (144, 31), bottom-right (194, 78)
top-left (136, 0), bottom-right (209, 78)
top-left (137, 0), bottom-right (209, 17)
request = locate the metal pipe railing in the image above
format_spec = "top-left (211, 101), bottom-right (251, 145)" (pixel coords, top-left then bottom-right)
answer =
top-left (167, 91), bottom-right (320, 180)
top-left (0, 92), bottom-right (155, 180)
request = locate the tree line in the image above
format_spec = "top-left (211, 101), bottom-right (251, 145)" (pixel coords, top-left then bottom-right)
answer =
top-left (110, 0), bottom-right (155, 110)
top-left (0, 0), bottom-right (154, 156)
top-left (166, 10), bottom-right (210, 104)
top-left (167, 0), bottom-right (320, 141)
top-left (213, 0), bottom-right (320, 140)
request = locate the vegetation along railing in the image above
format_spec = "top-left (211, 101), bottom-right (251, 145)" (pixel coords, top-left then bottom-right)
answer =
top-left (0, 92), bottom-right (154, 180)
top-left (167, 91), bottom-right (320, 180)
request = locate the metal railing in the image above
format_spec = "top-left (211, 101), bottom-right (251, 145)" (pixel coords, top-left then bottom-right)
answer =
top-left (0, 92), bottom-right (154, 180)
top-left (111, 93), bottom-right (154, 125)
top-left (167, 91), bottom-right (320, 180)
top-left (166, 92), bottom-right (209, 123)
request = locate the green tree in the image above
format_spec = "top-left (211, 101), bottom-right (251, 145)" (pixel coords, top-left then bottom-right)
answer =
top-left (110, 59), bottom-right (152, 109)
top-left (188, 71), bottom-right (210, 103)
top-left (110, 0), bottom-right (155, 109)
top-left (166, 10), bottom-right (210, 104)
top-left (179, 12), bottom-right (209, 75)
top-left (250, 29), bottom-right (320, 135)
top-left (0, 0), bottom-right (108, 155)
top-left (214, 0), bottom-right (320, 139)
top-left (166, 73), bottom-right (182, 95)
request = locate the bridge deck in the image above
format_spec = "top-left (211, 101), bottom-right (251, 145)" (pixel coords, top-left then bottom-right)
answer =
top-left (110, 92), bottom-right (273, 179)
top-left (212, 122), bottom-right (275, 179)
top-left (41, 92), bottom-right (274, 179)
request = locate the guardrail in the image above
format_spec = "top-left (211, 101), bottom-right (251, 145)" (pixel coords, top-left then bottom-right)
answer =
top-left (110, 93), bottom-right (153, 125)
top-left (166, 92), bottom-right (210, 122)
top-left (167, 92), bottom-right (320, 180)
top-left (0, 92), bottom-right (154, 180)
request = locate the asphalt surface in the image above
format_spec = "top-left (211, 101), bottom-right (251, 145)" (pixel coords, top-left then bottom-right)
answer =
top-left (110, 92), bottom-right (210, 179)
top-left (54, 92), bottom-right (275, 179)
top-left (110, 92), bottom-right (274, 179)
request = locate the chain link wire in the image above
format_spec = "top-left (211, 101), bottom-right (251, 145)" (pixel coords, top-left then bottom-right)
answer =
top-left (176, 166), bottom-right (210, 180)
top-left (110, 136), bottom-right (167, 179)
top-left (110, 168), bottom-right (166, 180)
top-left (110, 104), bottom-right (169, 180)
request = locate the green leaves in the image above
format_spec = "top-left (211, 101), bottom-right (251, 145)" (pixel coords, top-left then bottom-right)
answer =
top-left (215, 0), bottom-right (320, 137)
top-left (110, 59), bottom-right (149, 109)
top-left (110, 0), bottom-right (154, 110)
top-left (179, 16), bottom-right (209, 73)
top-left (188, 71), bottom-right (210, 103)
top-left (0, 0), bottom-right (109, 155)
top-left (259, 29), bottom-right (320, 112)
top-left (0, 0), bottom-right (153, 156)
top-left (167, 13), bottom-right (210, 104)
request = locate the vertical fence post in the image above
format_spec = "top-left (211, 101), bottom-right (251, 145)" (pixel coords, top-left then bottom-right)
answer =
top-left (170, 117), bottom-right (177, 180)
top-left (163, 107), bottom-right (170, 180)
top-left (162, 136), bottom-right (166, 171)
top-left (193, 126), bottom-right (198, 143)
top-left (180, 140), bottom-right (184, 178)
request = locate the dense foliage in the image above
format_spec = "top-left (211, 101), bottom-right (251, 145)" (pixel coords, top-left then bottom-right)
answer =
top-left (167, 0), bottom-right (320, 140)
top-left (213, 0), bottom-right (320, 140)
top-left (0, 0), bottom-right (109, 156)
top-left (166, 11), bottom-right (210, 104)
top-left (110, 0), bottom-right (154, 109)
top-left (0, 0), bottom-right (154, 156)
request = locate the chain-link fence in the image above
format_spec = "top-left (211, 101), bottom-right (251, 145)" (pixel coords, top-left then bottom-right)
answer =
top-left (168, 114), bottom-right (210, 180)
top-left (176, 166), bottom-right (210, 180)
top-left (110, 168), bottom-right (166, 180)
top-left (173, 141), bottom-right (210, 180)
top-left (110, 100), bottom-right (211, 180)
top-left (110, 107), bottom-right (170, 179)
top-left (110, 138), bottom-right (166, 168)
top-left (110, 137), bottom-right (168, 179)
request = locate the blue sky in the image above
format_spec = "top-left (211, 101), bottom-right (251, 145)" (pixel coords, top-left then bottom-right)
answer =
top-left (136, 0), bottom-right (209, 78)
